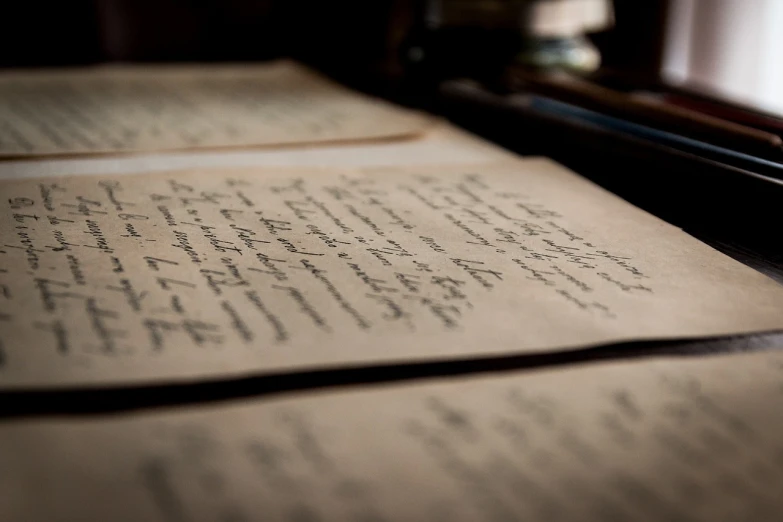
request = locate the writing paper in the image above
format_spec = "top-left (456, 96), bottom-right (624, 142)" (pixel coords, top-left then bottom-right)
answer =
top-left (0, 124), bottom-right (510, 181)
top-left (0, 61), bottom-right (430, 157)
top-left (3, 349), bottom-right (783, 521)
top-left (1, 159), bottom-right (781, 387)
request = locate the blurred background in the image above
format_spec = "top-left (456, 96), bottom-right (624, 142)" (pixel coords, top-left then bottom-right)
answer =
top-left (4, 0), bottom-right (778, 116)
top-left (0, 0), bottom-right (783, 112)
top-left (663, 0), bottom-right (783, 115)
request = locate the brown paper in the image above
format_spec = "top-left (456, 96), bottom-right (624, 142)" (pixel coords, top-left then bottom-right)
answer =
top-left (0, 159), bottom-right (782, 387)
top-left (0, 61), bottom-right (431, 157)
top-left (3, 349), bottom-right (783, 521)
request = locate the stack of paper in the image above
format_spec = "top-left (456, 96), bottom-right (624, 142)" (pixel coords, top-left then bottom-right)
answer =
top-left (0, 61), bottom-right (781, 521)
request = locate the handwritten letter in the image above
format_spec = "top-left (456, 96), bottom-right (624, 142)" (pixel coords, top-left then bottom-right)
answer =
top-left (0, 159), bottom-right (782, 386)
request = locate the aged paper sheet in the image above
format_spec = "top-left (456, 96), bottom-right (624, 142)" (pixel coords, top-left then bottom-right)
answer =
top-left (0, 124), bottom-right (511, 181)
top-left (1, 159), bottom-right (782, 387)
top-left (3, 349), bottom-right (783, 521)
top-left (0, 61), bottom-right (430, 157)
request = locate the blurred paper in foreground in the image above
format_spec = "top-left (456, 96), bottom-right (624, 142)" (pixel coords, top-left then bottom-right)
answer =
top-left (3, 349), bottom-right (783, 521)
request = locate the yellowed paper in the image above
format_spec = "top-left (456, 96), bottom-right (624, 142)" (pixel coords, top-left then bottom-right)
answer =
top-left (1, 159), bottom-right (782, 387)
top-left (0, 61), bottom-right (430, 157)
top-left (0, 123), bottom-right (512, 181)
top-left (3, 349), bottom-right (783, 521)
